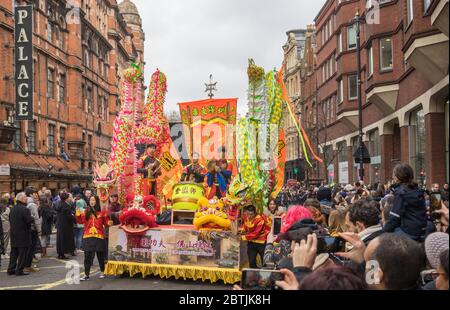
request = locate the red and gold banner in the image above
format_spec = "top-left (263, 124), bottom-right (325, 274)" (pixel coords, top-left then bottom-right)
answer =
top-left (179, 98), bottom-right (238, 165)
top-left (158, 138), bottom-right (184, 201)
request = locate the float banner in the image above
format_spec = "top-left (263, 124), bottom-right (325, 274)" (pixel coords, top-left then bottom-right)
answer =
top-left (15, 5), bottom-right (33, 121)
top-left (108, 226), bottom-right (240, 269)
top-left (179, 99), bottom-right (237, 162)
top-left (159, 139), bottom-right (184, 199)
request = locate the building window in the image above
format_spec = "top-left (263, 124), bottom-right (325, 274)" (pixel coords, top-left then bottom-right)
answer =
top-left (57, 27), bottom-right (65, 50)
top-left (368, 45), bottom-right (374, 76)
top-left (47, 22), bottom-right (53, 42)
top-left (60, 127), bottom-right (66, 154)
top-left (380, 38), bottom-right (393, 71)
top-left (27, 120), bottom-right (36, 153)
top-left (348, 74), bottom-right (358, 100)
top-left (410, 108), bottom-right (426, 184)
top-left (424, 0), bottom-right (432, 12)
top-left (86, 87), bottom-right (92, 112)
top-left (406, 0), bottom-right (414, 25)
top-left (104, 96), bottom-right (108, 121)
top-left (13, 120), bottom-right (22, 151)
top-left (88, 135), bottom-right (93, 171)
top-left (347, 25), bottom-right (357, 50)
top-left (47, 68), bottom-right (55, 99)
top-left (328, 19), bottom-right (332, 37)
top-left (368, 129), bottom-right (381, 184)
top-left (81, 133), bottom-right (86, 170)
top-left (338, 79), bottom-right (344, 103)
top-left (338, 32), bottom-right (343, 53)
top-left (98, 94), bottom-right (103, 116)
top-left (58, 74), bottom-right (66, 103)
top-left (48, 124), bottom-right (55, 155)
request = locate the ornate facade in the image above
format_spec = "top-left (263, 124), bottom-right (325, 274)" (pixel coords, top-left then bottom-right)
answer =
top-left (0, 0), bottom-right (145, 193)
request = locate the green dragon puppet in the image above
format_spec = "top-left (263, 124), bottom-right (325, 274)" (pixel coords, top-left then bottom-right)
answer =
top-left (226, 60), bottom-right (284, 213)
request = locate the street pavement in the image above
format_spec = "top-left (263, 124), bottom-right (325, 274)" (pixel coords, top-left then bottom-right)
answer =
top-left (0, 236), bottom-right (231, 290)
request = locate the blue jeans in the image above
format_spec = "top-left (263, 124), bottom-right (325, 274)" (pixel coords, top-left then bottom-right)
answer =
top-left (74, 227), bottom-right (84, 250)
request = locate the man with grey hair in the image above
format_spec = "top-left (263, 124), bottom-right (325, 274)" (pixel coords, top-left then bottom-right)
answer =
top-left (24, 187), bottom-right (41, 273)
top-left (7, 192), bottom-right (34, 276)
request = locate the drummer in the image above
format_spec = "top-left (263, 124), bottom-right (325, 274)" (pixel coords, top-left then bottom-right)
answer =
top-left (180, 152), bottom-right (206, 183)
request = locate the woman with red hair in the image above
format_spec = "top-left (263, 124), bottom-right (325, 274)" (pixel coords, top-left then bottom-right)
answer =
top-left (281, 205), bottom-right (313, 234)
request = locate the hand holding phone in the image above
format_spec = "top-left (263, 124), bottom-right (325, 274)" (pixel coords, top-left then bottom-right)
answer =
top-left (241, 269), bottom-right (284, 290)
top-left (272, 216), bottom-right (282, 235)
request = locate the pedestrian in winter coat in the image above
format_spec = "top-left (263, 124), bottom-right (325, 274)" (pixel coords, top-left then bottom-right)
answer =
top-left (383, 164), bottom-right (427, 242)
top-left (39, 196), bottom-right (55, 257)
top-left (7, 192), bottom-right (34, 276)
top-left (56, 192), bottom-right (76, 259)
top-left (0, 193), bottom-right (11, 256)
top-left (24, 187), bottom-right (41, 273)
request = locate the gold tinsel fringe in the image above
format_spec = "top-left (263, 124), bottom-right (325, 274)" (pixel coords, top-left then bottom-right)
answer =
top-left (105, 261), bottom-right (241, 285)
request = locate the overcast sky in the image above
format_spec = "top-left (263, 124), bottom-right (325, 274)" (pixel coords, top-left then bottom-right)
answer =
top-left (131, 0), bottom-right (326, 115)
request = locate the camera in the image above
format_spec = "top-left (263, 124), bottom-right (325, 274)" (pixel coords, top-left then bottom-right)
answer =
top-left (313, 230), bottom-right (345, 254)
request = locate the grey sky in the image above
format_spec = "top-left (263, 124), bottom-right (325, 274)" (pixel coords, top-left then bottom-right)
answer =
top-left (131, 0), bottom-right (326, 115)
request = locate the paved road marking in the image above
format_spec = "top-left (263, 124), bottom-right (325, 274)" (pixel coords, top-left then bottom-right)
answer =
top-left (1, 265), bottom-right (67, 273)
top-left (35, 269), bottom-right (100, 290)
top-left (0, 284), bottom-right (44, 290)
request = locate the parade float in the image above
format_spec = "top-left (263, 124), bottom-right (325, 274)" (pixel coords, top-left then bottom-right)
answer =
top-left (104, 60), bottom-right (322, 284)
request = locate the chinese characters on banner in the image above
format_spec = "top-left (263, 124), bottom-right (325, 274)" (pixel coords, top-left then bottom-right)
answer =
top-left (178, 99), bottom-right (238, 167)
top-left (108, 226), bottom-right (240, 269)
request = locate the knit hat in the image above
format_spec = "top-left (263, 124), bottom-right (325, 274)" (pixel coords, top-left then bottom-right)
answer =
top-left (425, 232), bottom-right (449, 269)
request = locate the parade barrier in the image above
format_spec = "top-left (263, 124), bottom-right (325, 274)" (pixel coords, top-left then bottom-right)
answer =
top-left (105, 226), bottom-right (242, 284)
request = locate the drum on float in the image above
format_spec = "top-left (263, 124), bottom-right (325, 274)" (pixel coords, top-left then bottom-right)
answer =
top-left (171, 182), bottom-right (205, 211)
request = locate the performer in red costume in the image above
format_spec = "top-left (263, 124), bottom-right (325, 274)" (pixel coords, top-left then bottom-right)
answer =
top-left (75, 195), bottom-right (110, 281)
top-left (137, 144), bottom-right (161, 196)
top-left (240, 205), bottom-right (270, 268)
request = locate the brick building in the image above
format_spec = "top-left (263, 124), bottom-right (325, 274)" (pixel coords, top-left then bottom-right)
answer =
top-left (300, 0), bottom-right (448, 186)
top-left (282, 29), bottom-right (307, 181)
top-left (0, 0), bottom-right (145, 193)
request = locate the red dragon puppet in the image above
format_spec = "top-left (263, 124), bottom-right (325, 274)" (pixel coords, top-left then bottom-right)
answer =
top-left (119, 194), bottom-right (160, 237)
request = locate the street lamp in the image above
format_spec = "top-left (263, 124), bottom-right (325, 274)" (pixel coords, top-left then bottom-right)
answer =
top-left (352, 11), bottom-right (370, 182)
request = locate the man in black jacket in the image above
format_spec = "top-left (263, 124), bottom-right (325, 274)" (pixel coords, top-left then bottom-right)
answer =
top-left (7, 192), bottom-right (34, 276)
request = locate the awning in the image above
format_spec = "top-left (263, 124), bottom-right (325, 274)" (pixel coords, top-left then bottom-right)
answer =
top-left (9, 165), bottom-right (92, 181)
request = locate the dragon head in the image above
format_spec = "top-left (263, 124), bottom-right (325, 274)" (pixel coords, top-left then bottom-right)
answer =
top-left (224, 175), bottom-right (251, 206)
top-left (92, 164), bottom-right (116, 203)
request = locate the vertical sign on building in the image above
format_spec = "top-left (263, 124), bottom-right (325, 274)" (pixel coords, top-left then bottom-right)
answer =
top-left (15, 5), bottom-right (33, 121)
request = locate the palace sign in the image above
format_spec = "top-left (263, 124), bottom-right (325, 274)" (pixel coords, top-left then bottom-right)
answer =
top-left (15, 5), bottom-right (33, 121)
